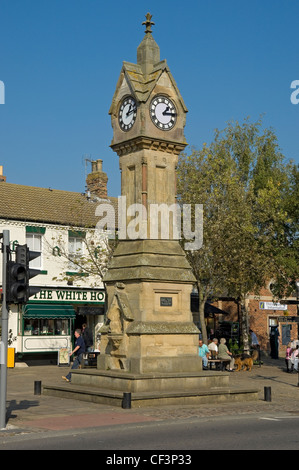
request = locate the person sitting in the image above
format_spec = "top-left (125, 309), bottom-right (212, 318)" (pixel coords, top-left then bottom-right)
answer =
top-left (218, 338), bottom-right (235, 371)
top-left (291, 345), bottom-right (299, 372)
top-left (208, 338), bottom-right (219, 359)
top-left (198, 339), bottom-right (210, 370)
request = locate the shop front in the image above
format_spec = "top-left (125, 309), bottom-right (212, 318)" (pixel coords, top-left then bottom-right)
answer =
top-left (16, 287), bottom-right (105, 357)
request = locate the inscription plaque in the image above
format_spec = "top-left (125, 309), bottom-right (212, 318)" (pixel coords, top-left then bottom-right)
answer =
top-left (160, 297), bottom-right (172, 307)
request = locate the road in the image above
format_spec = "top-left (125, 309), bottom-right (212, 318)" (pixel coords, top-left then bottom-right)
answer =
top-left (1, 412), bottom-right (299, 451)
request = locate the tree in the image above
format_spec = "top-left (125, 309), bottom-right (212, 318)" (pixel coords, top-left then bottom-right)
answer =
top-left (269, 163), bottom-right (299, 299)
top-left (177, 118), bottom-right (297, 349)
top-left (48, 228), bottom-right (117, 287)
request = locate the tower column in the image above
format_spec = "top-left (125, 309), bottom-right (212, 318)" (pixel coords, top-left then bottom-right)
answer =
top-left (99, 13), bottom-right (200, 375)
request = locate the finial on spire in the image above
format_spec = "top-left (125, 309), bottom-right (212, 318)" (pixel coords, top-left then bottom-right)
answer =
top-left (142, 12), bottom-right (155, 34)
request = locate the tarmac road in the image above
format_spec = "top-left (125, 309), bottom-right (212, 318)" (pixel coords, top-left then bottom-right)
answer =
top-left (0, 355), bottom-right (299, 450)
top-left (1, 410), bottom-right (299, 451)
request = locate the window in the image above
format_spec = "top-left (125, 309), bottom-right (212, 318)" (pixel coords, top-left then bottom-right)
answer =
top-left (23, 318), bottom-right (70, 336)
top-left (68, 236), bottom-right (83, 272)
top-left (269, 317), bottom-right (278, 327)
top-left (26, 233), bottom-right (42, 268)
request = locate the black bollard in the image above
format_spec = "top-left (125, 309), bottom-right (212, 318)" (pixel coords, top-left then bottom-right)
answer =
top-left (264, 386), bottom-right (271, 402)
top-left (34, 380), bottom-right (42, 395)
top-left (122, 392), bottom-right (131, 409)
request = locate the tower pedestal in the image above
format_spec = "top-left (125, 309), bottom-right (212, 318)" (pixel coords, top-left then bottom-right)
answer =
top-left (99, 239), bottom-right (201, 375)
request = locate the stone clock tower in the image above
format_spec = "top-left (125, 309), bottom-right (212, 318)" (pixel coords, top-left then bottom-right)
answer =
top-left (98, 13), bottom-right (201, 380)
top-left (46, 14), bottom-right (258, 408)
top-left (98, 13), bottom-right (201, 378)
top-left (43, 13), bottom-right (258, 408)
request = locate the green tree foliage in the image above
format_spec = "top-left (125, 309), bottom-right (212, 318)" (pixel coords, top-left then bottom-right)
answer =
top-left (177, 118), bottom-right (298, 348)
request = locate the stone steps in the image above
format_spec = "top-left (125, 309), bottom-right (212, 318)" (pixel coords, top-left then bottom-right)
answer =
top-left (43, 380), bottom-right (259, 408)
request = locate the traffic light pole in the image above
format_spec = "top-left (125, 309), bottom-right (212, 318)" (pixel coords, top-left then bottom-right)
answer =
top-left (0, 230), bottom-right (9, 429)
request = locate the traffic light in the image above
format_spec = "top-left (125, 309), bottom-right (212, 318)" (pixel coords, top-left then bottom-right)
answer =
top-left (6, 244), bottom-right (41, 304)
top-left (6, 259), bottom-right (27, 303)
top-left (16, 244), bottom-right (41, 301)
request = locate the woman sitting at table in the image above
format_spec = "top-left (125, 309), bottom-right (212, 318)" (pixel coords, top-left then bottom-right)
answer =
top-left (218, 338), bottom-right (235, 371)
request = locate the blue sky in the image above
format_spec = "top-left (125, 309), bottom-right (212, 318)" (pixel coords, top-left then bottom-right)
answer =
top-left (0, 0), bottom-right (298, 197)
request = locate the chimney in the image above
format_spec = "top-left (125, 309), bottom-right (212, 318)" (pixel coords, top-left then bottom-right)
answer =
top-left (86, 159), bottom-right (108, 199)
top-left (0, 166), bottom-right (6, 182)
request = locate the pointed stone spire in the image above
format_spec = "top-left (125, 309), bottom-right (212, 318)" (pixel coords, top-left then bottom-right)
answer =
top-left (137, 13), bottom-right (160, 75)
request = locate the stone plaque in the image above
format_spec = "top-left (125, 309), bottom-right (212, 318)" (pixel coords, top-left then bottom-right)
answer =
top-left (160, 297), bottom-right (172, 307)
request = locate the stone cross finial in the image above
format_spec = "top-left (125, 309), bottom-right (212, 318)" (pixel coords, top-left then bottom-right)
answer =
top-left (142, 12), bottom-right (155, 34)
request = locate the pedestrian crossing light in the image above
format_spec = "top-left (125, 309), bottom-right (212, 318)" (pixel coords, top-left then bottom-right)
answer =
top-left (6, 244), bottom-right (41, 304)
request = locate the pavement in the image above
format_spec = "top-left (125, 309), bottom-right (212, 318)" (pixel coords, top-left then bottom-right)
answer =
top-left (1, 354), bottom-right (299, 435)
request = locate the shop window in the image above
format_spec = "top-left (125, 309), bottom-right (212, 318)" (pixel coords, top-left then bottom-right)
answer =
top-left (23, 318), bottom-right (70, 336)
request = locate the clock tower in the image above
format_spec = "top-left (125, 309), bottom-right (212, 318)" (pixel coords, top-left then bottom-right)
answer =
top-left (42, 14), bottom-right (259, 408)
top-left (99, 13), bottom-right (201, 376)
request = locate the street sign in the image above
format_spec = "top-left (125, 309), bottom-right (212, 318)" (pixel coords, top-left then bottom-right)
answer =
top-left (259, 301), bottom-right (287, 310)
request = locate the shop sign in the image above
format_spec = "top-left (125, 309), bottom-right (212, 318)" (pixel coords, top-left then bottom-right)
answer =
top-left (259, 301), bottom-right (287, 311)
top-left (278, 316), bottom-right (299, 323)
top-left (31, 288), bottom-right (105, 303)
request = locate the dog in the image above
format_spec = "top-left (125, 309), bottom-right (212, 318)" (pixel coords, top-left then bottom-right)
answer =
top-left (234, 353), bottom-right (254, 372)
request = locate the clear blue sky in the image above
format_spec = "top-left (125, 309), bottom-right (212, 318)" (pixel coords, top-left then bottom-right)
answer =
top-left (0, 0), bottom-right (298, 197)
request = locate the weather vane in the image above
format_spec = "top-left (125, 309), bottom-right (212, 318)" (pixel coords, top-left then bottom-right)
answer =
top-left (142, 12), bottom-right (155, 34)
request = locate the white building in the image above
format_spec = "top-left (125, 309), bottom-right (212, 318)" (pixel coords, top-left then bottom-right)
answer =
top-left (0, 161), bottom-right (116, 359)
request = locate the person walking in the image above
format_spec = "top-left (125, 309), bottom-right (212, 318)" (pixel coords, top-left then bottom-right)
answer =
top-left (249, 329), bottom-right (259, 349)
top-left (62, 329), bottom-right (86, 383)
top-left (285, 343), bottom-right (293, 373)
top-left (270, 326), bottom-right (280, 359)
top-left (82, 323), bottom-right (94, 352)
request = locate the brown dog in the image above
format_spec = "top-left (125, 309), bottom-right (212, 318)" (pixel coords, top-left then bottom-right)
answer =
top-left (235, 354), bottom-right (254, 372)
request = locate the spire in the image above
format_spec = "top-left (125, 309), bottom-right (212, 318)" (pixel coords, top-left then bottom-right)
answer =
top-left (137, 13), bottom-right (160, 75)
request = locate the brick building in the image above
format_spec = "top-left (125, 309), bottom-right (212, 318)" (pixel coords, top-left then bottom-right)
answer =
top-left (210, 283), bottom-right (298, 357)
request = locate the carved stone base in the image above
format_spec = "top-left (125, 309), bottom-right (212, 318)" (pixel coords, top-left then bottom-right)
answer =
top-left (100, 239), bottom-right (199, 375)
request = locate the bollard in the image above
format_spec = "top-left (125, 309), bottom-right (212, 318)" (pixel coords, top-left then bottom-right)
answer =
top-left (122, 392), bottom-right (131, 409)
top-left (264, 386), bottom-right (271, 402)
top-left (34, 380), bottom-right (42, 395)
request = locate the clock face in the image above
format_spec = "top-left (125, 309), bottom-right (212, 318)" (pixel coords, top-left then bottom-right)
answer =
top-left (150, 95), bottom-right (177, 130)
top-left (118, 96), bottom-right (137, 131)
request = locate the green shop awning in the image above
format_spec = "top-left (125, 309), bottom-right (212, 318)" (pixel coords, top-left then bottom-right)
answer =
top-left (23, 304), bottom-right (76, 319)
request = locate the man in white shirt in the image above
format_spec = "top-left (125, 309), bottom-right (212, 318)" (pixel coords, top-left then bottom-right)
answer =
top-left (208, 338), bottom-right (219, 358)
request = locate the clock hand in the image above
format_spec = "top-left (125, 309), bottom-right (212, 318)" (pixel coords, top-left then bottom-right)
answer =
top-left (126, 105), bottom-right (136, 117)
top-left (162, 106), bottom-right (176, 116)
top-left (126, 104), bottom-right (132, 117)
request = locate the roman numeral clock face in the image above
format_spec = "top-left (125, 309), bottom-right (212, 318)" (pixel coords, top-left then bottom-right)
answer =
top-left (118, 96), bottom-right (137, 131)
top-left (150, 96), bottom-right (177, 130)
